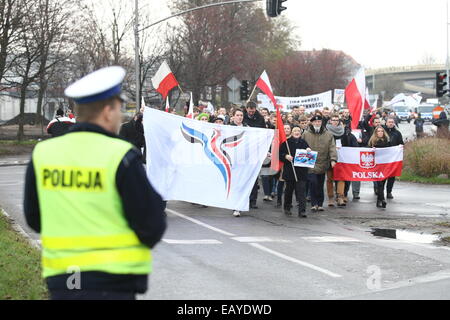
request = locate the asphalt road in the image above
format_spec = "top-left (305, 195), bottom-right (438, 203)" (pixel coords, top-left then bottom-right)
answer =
top-left (1, 122), bottom-right (450, 300)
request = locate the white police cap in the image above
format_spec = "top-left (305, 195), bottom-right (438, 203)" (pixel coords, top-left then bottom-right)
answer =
top-left (65, 66), bottom-right (126, 104)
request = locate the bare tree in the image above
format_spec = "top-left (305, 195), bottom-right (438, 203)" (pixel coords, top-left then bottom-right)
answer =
top-left (5, 0), bottom-right (72, 139)
top-left (419, 52), bottom-right (438, 65)
top-left (0, 0), bottom-right (25, 85)
top-left (165, 0), bottom-right (299, 105)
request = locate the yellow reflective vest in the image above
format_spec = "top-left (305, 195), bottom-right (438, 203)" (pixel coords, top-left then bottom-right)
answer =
top-left (33, 131), bottom-right (152, 278)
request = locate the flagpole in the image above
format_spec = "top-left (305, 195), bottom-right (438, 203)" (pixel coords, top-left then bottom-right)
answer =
top-left (285, 142), bottom-right (298, 182)
top-left (246, 83), bottom-right (258, 104)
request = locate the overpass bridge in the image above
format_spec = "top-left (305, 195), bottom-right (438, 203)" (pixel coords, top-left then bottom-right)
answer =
top-left (366, 64), bottom-right (446, 99)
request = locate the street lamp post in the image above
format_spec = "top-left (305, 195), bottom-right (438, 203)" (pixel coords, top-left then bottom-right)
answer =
top-left (135, 0), bottom-right (140, 112)
top-left (447, 0), bottom-right (449, 99)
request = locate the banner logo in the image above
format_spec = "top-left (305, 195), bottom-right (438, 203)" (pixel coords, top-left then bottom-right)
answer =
top-left (360, 151), bottom-right (376, 169)
top-left (181, 123), bottom-right (245, 198)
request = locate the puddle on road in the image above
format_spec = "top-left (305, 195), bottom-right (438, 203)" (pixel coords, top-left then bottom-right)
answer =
top-left (371, 228), bottom-right (440, 244)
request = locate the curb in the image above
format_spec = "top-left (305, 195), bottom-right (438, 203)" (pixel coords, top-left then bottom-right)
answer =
top-left (0, 208), bottom-right (41, 250)
top-left (0, 161), bottom-right (28, 167)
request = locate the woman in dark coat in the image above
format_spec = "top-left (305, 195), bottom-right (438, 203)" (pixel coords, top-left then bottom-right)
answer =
top-left (279, 127), bottom-right (311, 218)
top-left (368, 126), bottom-right (391, 208)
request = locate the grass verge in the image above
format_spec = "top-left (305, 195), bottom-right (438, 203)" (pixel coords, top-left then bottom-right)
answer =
top-left (0, 140), bottom-right (38, 156)
top-left (0, 210), bottom-right (48, 300)
top-left (399, 169), bottom-right (450, 185)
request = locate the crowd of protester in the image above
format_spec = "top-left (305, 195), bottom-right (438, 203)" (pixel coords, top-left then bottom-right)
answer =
top-left (179, 101), bottom-right (405, 217)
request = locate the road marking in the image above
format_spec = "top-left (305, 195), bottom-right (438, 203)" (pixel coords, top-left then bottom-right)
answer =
top-left (163, 239), bottom-right (222, 245)
top-left (302, 236), bottom-right (361, 243)
top-left (232, 237), bottom-right (292, 243)
top-left (249, 243), bottom-right (343, 278)
top-left (166, 208), bottom-right (236, 237)
top-left (0, 183), bottom-right (23, 186)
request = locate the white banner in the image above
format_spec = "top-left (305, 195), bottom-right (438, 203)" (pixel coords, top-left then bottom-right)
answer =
top-left (257, 91), bottom-right (333, 111)
top-left (143, 108), bottom-right (274, 211)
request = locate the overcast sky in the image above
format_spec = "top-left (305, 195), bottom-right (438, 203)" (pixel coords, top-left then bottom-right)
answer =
top-left (285, 0), bottom-right (448, 69)
top-left (97, 0), bottom-right (449, 70)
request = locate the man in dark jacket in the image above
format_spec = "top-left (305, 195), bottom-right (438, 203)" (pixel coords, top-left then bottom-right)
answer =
top-left (119, 113), bottom-right (145, 149)
top-left (242, 101), bottom-right (265, 208)
top-left (414, 113), bottom-right (425, 139)
top-left (243, 101), bottom-right (266, 128)
top-left (383, 117), bottom-right (404, 199)
top-left (119, 113), bottom-right (145, 162)
top-left (432, 111), bottom-right (450, 138)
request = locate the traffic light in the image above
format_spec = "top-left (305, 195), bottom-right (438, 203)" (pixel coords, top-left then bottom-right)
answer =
top-left (266, 0), bottom-right (287, 18)
top-left (240, 80), bottom-right (249, 101)
top-left (436, 72), bottom-right (449, 97)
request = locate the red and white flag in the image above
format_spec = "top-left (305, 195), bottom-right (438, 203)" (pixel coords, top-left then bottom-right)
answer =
top-left (255, 71), bottom-right (286, 171)
top-left (256, 70), bottom-right (277, 106)
top-left (345, 68), bottom-right (366, 130)
top-left (151, 61), bottom-right (179, 100)
top-left (333, 146), bottom-right (403, 182)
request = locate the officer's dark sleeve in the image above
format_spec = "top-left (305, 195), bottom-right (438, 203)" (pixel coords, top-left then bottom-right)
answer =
top-left (116, 149), bottom-right (166, 249)
top-left (23, 161), bottom-right (41, 233)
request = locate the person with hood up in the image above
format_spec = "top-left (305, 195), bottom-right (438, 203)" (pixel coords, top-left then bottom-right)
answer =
top-left (432, 111), bottom-right (450, 138)
top-left (326, 115), bottom-right (359, 207)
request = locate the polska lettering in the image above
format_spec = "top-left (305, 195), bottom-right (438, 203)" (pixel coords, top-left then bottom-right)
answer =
top-left (42, 167), bottom-right (104, 191)
top-left (352, 171), bottom-right (385, 179)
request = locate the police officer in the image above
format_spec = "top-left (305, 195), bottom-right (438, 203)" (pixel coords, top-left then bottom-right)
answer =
top-left (23, 66), bottom-right (166, 300)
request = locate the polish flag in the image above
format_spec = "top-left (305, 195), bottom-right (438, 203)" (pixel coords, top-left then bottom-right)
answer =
top-left (255, 71), bottom-right (286, 171)
top-left (345, 68), bottom-right (366, 130)
top-left (333, 146), bottom-right (403, 182)
top-left (186, 92), bottom-right (194, 119)
top-left (256, 70), bottom-right (277, 106)
top-left (151, 61), bottom-right (179, 100)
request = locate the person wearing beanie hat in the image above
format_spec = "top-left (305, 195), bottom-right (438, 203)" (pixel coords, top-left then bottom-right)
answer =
top-left (214, 115), bottom-right (226, 124)
top-left (198, 113), bottom-right (210, 122)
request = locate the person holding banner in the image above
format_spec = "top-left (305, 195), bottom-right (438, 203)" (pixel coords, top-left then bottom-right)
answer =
top-left (303, 115), bottom-right (338, 212)
top-left (280, 127), bottom-right (311, 218)
top-left (383, 117), bottom-right (404, 199)
top-left (230, 108), bottom-right (250, 217)
top-left (368, 126), bottom-right (391, 208)
top-left (327, 116), bottom-right (359, 207)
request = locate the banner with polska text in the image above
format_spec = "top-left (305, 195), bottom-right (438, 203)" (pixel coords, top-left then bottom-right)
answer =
top-left (257, 90), bottom-right (333, 112)
top-left (143, 108), bottom-right (274, 211)
top-left (333, 146), bottom-right (403, 182)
